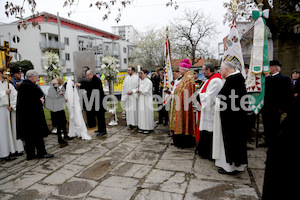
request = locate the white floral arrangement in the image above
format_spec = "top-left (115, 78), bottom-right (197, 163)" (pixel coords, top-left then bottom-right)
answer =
top-left (42, 51), bottom-right (62, 83)
top-left (101, 56), bottom-right (120, 82)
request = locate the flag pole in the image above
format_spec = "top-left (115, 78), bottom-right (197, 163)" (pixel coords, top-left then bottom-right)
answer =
top-left (232, 0), bottom-right (238, 21)
top-left (5, 69), bottom-right (13, 133)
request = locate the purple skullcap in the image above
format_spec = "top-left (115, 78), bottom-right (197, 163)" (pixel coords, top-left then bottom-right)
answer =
top-left (180, 59), bottom-right (191, 69)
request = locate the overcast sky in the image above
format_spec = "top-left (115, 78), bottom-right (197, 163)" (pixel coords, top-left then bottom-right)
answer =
top-left (0, 0), bottom-right (231, 57)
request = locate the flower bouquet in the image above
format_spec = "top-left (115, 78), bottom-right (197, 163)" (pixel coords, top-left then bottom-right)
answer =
top-left (42, 51), bottom-right (62, 83)
top-left (101, 56), bottom-right (120, 126)
top-left (101, 56), bottom-right (120, 82)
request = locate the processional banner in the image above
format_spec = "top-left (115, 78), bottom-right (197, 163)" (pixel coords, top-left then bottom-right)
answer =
top-left (223, 19), bottom-right (246, 79)
top-left (246, 9), bottom-right (270, 114)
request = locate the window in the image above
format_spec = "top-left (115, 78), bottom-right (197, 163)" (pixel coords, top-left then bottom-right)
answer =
top-left (55, 37), bottom-right (58, 41)
top-left (64, 37), bottom-right (69, 45)
top-left (12, 35), bottom-right (20, 44)
top-left (124, 58), bottom-right (127, 64)
top-left (123, 47), bottom-right (127, 53)
top-left (79, 41), bottom-right (84, 51)
top-left (65, 53), bottom-right (70, 61)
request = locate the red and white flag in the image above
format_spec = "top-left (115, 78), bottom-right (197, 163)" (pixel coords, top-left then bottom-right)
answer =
top-left (163, 29), bottom-right (173, 105)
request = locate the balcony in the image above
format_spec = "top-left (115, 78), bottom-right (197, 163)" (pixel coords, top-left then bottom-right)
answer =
top-left (40, 41), bottom-right (65, 50)
top-left (104, 50), bottom-right (119, 57)
top-left (92, 46), bottom-right (103, 54)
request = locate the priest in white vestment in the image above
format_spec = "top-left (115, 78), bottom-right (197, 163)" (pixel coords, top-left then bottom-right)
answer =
top-left (197, 63), bottom-right (223, 160)
top-left (65, 77), bottom-right (91, 140)
top-left (133, 69), bottom-right (154, 134)
top-left (0, 69), bottom-right (24, 159)
top-left (121, 67), bottom-right (139, 129)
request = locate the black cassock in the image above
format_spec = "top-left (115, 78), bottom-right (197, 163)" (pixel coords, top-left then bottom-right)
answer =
top-left (16, 79), bottom-right (49, 159)
top-left (82, 75), bottom-right (107, 134)
top-left (262, 72), bottom-right (293, 146)
top-left (219, 72), bottom-right (248, 166)
top-left (262, 92), bottom-right (300, 200)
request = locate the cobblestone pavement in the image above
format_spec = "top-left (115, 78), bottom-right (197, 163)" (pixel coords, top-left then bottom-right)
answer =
top-left (0, 124), bottom-right (267, 200)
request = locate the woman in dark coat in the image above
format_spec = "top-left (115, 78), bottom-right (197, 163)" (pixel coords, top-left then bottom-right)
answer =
top-left (16, 70), bottom-right (53, 160)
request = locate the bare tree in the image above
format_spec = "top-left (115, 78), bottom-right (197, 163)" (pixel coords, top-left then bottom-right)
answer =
top-left (171, 9), bottom-right (218, 66)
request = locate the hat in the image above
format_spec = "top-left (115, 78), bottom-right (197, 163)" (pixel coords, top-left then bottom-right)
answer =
top-left (180, 59), bottom-right (191, 69)
top-left (269, 60), bottom-right (281, 67)
top-left (10, 67), bottom-right (22, 75)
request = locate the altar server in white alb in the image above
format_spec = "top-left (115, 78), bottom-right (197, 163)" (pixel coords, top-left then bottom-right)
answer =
top-left (0, 68), bottom-right (24, 160)
top-left (121, 67), bottom-right (139, 130)
top-left (133, 68), bottom-right (154, 134)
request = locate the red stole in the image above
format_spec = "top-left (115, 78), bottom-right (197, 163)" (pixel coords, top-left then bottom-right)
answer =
top-left (196, 73), bottom-right (222, 142)
top-left (201, 73), bottom-right (222, 94)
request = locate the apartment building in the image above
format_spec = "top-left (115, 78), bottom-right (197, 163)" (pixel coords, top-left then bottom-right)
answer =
top-left (111, 25), bottom-right (139, 43)
top-left (0, 12), bottom-right (135, 75)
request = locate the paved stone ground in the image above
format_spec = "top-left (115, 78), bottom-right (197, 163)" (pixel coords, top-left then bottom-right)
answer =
top-left (0, 124), bottom-right (267, 200)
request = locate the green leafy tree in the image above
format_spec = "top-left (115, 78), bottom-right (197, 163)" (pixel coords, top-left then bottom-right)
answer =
top-left (9, 60), bottom-right (34, 75)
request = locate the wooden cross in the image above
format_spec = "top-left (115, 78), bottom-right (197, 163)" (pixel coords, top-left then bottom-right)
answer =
top-left (0, 41), bottom-right (18, 133)
top-left (0, 41), bottom-right (18, 70)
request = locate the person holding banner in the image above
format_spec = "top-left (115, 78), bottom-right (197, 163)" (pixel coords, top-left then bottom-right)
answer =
top-left (0, 68), bottom-right (24, 160)
top-left (197, 63), bottom-right (223, 159)
top-left (121, 67), bottom-right (139, 130)
top-left (170, 59), bottom-right (196, 148)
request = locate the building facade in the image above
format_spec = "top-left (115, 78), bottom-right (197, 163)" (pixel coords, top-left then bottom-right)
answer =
top-left (111, 25), bottom-right (139, 43)
top-left (0, 12), bottom-right (135, 76)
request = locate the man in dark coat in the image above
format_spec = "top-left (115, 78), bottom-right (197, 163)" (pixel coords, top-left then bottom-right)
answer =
top-left (81, 70), bottom-right (107, 136)
top-left (262, 82), bottom-right (300, 200)
top-left (16, 70), bottom-right (53, 160)
top-left (216, 61), bottom-right (248, 174)
top-left (262, 60), bottom-right (293, 147)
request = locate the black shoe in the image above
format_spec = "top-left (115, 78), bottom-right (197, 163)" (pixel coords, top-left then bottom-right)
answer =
top-left (94, 130), bottom-right (100, 133)
top-left (58, 138), bottom-right (67, 144)
top-left (12, 152), bottom-right (24, 157)
top-left (163, 123), bottom-right (168, 126)
top-left (3, 156), bottom-right (17, 161)
top-left (64, 135), bottom-right (73, 140)
top-left (128, 125), bottom-right (134, 130)
top-left (96, 132), bottom-right (107, 136)
top-left (38, 153), bottom-right (54, 159)
top-left (218, 168), bottom-right (238, 175)
top-left (156, 121), bottom-right (163, 124)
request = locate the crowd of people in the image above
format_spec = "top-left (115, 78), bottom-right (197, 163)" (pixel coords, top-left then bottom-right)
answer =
top-left (1, 59), bottom-right (299, 198)
top-left (121, 59), bottom-right (299, 180)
